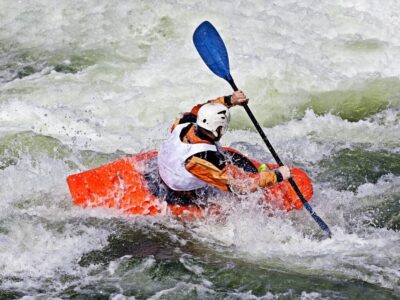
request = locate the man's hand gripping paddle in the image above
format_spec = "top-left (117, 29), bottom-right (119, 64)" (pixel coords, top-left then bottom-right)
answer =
top-left (193, 21), bottom-right (332, 238)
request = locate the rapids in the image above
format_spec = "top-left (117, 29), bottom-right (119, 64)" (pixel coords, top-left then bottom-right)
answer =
top-left (0, 0), bottom-right (399, 299)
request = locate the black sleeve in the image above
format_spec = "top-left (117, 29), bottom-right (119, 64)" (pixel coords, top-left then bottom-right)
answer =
top-left (224, 95), bottom-right (233, 107)
top-left (274, 170), bottom-right (284, 182)
top-left (189, 151), bottom-right (226, 170)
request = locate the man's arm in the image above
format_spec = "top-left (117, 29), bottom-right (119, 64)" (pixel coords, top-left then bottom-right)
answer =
top-left (185, 152), bottom-right (284, 193)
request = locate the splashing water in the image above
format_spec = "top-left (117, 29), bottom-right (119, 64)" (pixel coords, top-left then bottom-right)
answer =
top-left (1, 0), bottom-right (399, 298)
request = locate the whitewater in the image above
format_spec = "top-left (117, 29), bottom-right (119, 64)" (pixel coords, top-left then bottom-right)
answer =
top-left (0, 0), bottom-right (399, 299)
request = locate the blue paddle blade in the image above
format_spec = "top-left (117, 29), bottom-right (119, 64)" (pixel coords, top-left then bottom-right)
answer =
top-left (193, 21), bottom-right (232, 81)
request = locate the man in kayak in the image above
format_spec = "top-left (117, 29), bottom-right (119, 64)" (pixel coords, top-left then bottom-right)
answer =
top-left (157, 91), bottom-right (291, 205)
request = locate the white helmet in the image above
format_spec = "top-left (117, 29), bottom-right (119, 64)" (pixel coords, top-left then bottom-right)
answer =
top-left (196, 103), bottom-right (231, 138)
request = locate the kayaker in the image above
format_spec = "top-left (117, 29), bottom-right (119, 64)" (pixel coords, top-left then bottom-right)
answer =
top-left (157, 91), bottom-right (291, 205)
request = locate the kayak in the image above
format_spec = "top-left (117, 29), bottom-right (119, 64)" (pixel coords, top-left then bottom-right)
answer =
top-left (67, 148), bottom-right (313, 218)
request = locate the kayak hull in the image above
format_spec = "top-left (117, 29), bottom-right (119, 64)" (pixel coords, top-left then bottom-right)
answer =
top-left (67, 149), bottom-right (313, 217)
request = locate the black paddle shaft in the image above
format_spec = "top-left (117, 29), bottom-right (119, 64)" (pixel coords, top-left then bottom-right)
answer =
top-left (228, 79), bottom-right (332, 237)
top-left (228, 79), bottom-right (284, 166)
top-left (228, 78), bottom-right (332, 237)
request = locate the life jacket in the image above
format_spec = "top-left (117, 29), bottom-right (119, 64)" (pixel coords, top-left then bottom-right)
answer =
top-left (158, 123), bottom-right (217, 191)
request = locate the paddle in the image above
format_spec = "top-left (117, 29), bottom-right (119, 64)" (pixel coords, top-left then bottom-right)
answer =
top-left (193, 21), bottom-right (332, 238)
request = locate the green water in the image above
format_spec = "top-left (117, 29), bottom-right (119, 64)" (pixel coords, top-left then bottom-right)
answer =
top-left (1, 1), bottom-right (400, 298)
top-left (305, 78), bottom-right (400, 122)
top-left (30, 220), bottom-right (398, 299)
top-left (318, 147), bottom-right (400, 192)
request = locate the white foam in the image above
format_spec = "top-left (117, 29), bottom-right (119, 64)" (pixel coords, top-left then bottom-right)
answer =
top-left (1, 1), bottom-right (400, 152)
top-left (191, 176), bottom-right (400, 290)
top-left (1, 0), bottom-right (400, 296)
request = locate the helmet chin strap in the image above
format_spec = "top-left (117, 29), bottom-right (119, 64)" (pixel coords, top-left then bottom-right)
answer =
top-left (196, 125), bottom-right (221, 142)
top-left (194, 124), bottom-right (225, 163)
top-left (214, 127), bottom-right (223, 141)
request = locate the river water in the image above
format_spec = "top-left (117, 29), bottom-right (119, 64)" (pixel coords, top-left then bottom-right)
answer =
top-left (0, 0), bottom-right (399, 299)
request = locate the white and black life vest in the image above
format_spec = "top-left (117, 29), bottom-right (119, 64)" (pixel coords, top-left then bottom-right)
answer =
top-left (158, 124), bottom-right (217, 191)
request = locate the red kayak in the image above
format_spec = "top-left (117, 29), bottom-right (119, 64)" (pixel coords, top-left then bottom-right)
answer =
top-left (67, 148), bottom-right (313, 218)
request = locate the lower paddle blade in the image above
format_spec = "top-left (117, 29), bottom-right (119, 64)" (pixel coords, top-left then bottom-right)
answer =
top-left (193, 21), bottom-right (232, 81)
